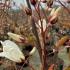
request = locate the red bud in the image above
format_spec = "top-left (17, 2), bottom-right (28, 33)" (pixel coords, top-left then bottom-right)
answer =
top-left (50, 18), bottom-right (58, 24)
top-left (30, 0), bottom-right (37, 6)
top-left (48, 16), bottom-right (58, 24)
top-left (25, 7), bottom-right (32, 16)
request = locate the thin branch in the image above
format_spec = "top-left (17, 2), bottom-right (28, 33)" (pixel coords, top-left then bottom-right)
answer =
top-left (28, 64), bottom-right (35, 70)
top-left (58, 0), bottom-right (70, 14)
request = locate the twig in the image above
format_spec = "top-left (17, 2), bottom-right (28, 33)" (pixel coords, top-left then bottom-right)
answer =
top-left (58, 0), bottom-right (70, 14)
top-left (28, 63), bottom-right (35, 70)
top-left (19, 59), bottom-right (28, 70)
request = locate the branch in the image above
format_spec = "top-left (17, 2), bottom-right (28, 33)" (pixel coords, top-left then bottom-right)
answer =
top-left (29, 64), bottom-right (35, 70)
top-left (58, 0), bottom-right (70, 14)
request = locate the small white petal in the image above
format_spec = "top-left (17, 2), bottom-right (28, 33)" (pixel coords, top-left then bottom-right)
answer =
top-left (29, 47), bottom-right (36, 55)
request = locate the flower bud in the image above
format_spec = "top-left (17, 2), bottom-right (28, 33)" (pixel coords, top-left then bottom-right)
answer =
top-left (48, 7), bottom-right (61, 24)
top-left (50, 18), bottom-right (58, 24)
top-left (7, 32), bottom-right (25, 43)
top-left (30, 0), bottom-right (37, 6)
top-left (25, 7), bottom-right (32, 16)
